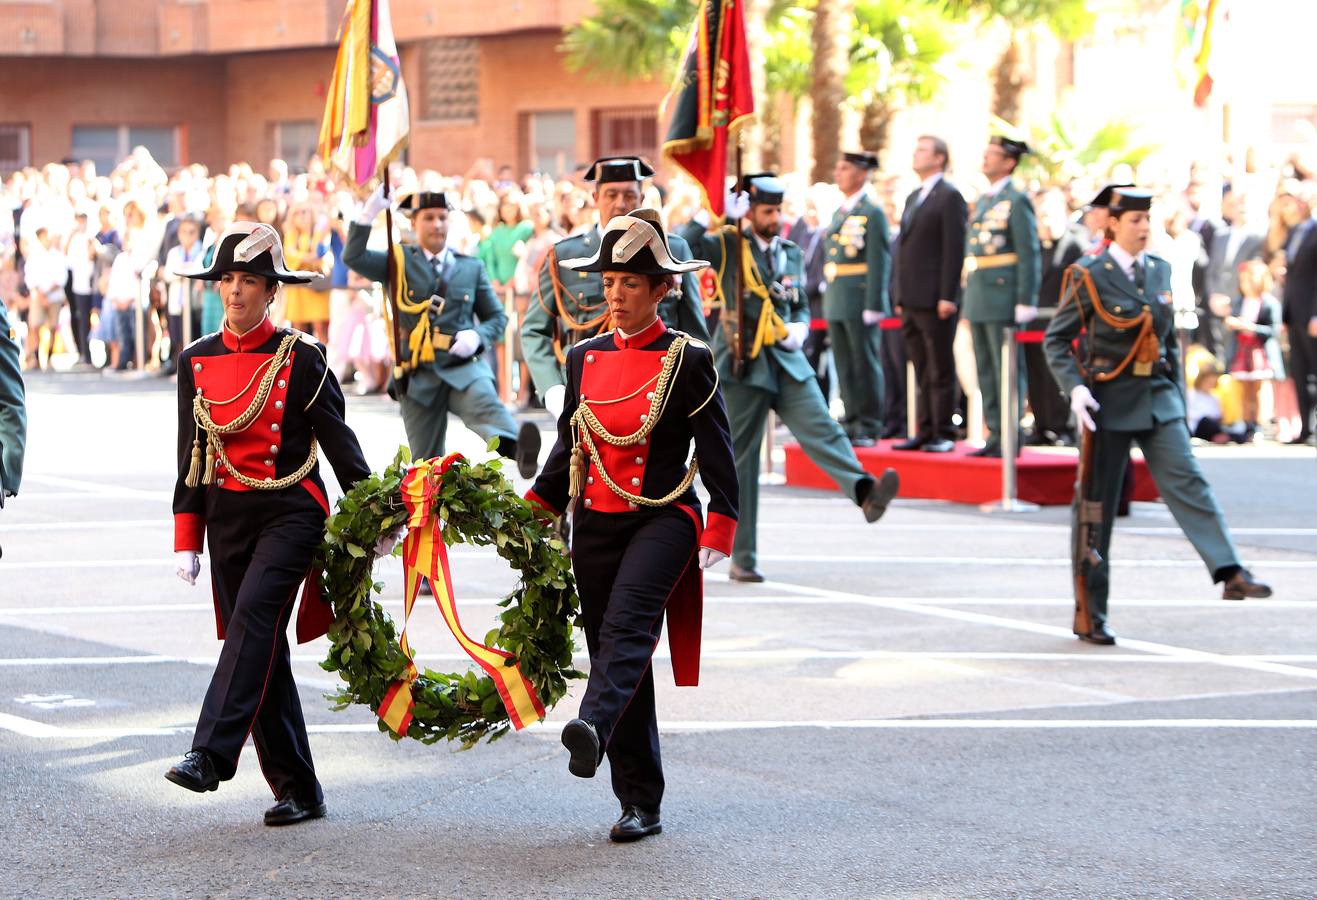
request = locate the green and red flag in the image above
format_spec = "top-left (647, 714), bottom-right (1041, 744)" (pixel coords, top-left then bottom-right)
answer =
top-left (661, 0), bottom-right (755, 216)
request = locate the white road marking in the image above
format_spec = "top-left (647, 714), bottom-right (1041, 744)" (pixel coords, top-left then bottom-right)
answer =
top-left (3, 519), bottom-right (163, 532)
top-left (757, 522), bottom-right (1317, 537)
top-left (21, 474), bottom-right (170, 499)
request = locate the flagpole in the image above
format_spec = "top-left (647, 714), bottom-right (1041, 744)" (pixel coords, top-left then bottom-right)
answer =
top-left (382, 175), bottom-right (407, 389)
top-left (731, 139), bottom-right (746, 380)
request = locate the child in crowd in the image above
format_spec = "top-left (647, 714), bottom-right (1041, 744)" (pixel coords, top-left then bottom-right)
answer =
top-left (1187, 360), bottom-right (1249, 444)
top-left (1224, 259), bottom-right (1284, 436)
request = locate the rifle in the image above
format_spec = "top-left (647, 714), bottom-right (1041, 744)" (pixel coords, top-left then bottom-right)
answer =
top-left (1071, 417), bottom-right (1103, 635)
top-left (730, 143), bottom-right (747, 380)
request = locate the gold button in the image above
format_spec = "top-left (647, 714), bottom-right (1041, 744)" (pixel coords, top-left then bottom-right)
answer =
top-left (277, 379), bottom-right (286, 389)
top-left (646, 391), bottom-right (654, 400)
top-left (640, 414), bottom-right (648, 422)
top-left (193, 362), bottom-right (202, 372)
top-left (587, 476), bottom-right (594, 485)
top-left (269, 444), bottom-right (278, 454)
top-left (634, 456), bottom-right (644, 465)
top-left (584, 498), bottom-right (593, 508)
top-left (264, 477), bottom-right (273, 483)
top-left (586, 354), bottom-right (595, 363)
top-left (271, 424), bottom-right (280, 433)
top-left (264, 458), bottom-right (273, 466)
top-left (630, 477), bottom-right (640, 486)
top-left (216, 478), bottom-right (225, 486)
top-left (275, 400), bottom-right (283, 410)
top-left (639, 437), bottom-right (647, 445)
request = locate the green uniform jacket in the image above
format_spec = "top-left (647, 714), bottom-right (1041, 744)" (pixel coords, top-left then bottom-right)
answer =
top-left (1044, 248), bottom-right (1184, 432)
top-left (0, 301), bottom-right (25, 495)
top-left (677, 222), bottom-right (811, 392)
top-left (821, 194), bottom-right (891, 320)
top-left (963, 181), bottom-right (1041, 323)
top-left (343, 223), bottom-right (507, 402)
top-left (523, 226), bottom-right (710, 394)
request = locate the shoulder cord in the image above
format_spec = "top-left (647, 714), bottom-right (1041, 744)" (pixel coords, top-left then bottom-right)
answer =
top-left (537, 245), bottom-right (614, 365)
top-left (392, 243), bottom-right (437, 373)
top-left (1057, 265), bottom-right (1158, 384)
top-left (740, 238), bottom-right (789, 360)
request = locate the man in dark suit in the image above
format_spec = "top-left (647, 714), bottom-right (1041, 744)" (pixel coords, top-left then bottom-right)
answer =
top-left (1024, 189), bottom-right (1086, 445)
top-left (892, 135), bottom-right (967, 453)
top-left (786, 200), bottom-right (830, 397)
top-left (1281, 193), bottom-right (1317, 444)
top-left (1186, 182), bottom-right (1220, 355)
top-left (1206, 190), bottom-right (1265, 349)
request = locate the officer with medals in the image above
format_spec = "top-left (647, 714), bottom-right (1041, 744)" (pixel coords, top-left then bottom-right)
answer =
top-left (165, 222), bottom-right (372, 824)
top-left (0, 294), bottom-right (25, 557)
top-left (343, 189), bottom-right (539, 477)
top-left (821, 151), bottom-right (891, 447)
top-left (963, 136), bottom-right (1041, 457)
top-left (677, 173), bottom-right (900, 583)
top-left (1044, 188), bottom-right (1272, 645)
top-left (523, 156), bottom-right (710, 423)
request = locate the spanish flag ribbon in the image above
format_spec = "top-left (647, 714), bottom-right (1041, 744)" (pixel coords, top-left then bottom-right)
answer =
top-left (375, 454), bottom-right (546, 735)
top-left (741, 240), bottom-right (789, 360)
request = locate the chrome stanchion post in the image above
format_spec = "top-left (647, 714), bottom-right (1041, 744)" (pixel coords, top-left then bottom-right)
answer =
top-left (905, 359), bottom-right (917, 440)
top-left (981, 325), bottom-right (1038, 514)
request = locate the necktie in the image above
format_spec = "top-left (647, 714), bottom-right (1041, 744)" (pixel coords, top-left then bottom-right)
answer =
top-left (1132, 259), bottom-right (1145, 290)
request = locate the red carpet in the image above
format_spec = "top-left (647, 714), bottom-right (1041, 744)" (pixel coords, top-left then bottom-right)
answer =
top-left (783, 440), bottom-right (1158, 506)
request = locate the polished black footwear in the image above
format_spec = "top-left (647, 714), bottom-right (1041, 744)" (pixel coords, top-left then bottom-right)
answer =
top-left (264, 793), bottom-right (327, 827)
top-left (165, 749), bottom-right (219, 793)
top-left (1222, 568), bottom-right (1272, 601)
top-left (922, 438), bottom-right (955, 453)
top-left (1076, 624), bottom-right (1116, 645)
top-left (728, 563), bottom-right (765, 583)
top-left (892, 436), bottom-right (927, 451)
top-left (516, 421), bottom-right (542, 479)
top-left (860, 468), bottom-right (900, 524)
top-left (609, 805), bottom-right (661, 842)
top-left (561, 718), bottom-right (601, 778)
top-left (966, 445), bottom-right (1001, 458)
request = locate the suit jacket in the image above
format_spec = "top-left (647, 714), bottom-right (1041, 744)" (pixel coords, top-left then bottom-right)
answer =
top-left (963, 180), bottom-right (1041, 323)
top-left (1037, 224), bottom-right (1089, 310)
top-left (1044, 248), bottom-right (1184, 432)
top-left (342, 224), bottom-right (506, 401)
top-left (1282, 220), bottom-right (1317, 326)
top-left (820, 192), bottom-right (891, 319)
top-left (523, 226), bottom-right (710, 395)
top-left (0, 300), bottom-right (26, 496)
top-left (1189, 217), bottom-right (1219, 303)
top-left (1207, 227), bottom-right (1265, 299)
top-left (786, 216), bottom-right (826, 306)
top-left (895, 177), bottom-right (968, 310)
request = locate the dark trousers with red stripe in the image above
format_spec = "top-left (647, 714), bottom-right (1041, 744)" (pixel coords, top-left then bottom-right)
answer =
top-left (192, 490), bottom-right (324, 803)
top-left (571, 506), bottom-right (697, 813)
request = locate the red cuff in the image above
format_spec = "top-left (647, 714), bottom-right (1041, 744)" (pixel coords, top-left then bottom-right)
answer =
top-left (701, 510), bottom-right (736, 556)
top-left (524, 489), bottom-right (562, 519)
top-left (174, 513), bottom-right (205, 552)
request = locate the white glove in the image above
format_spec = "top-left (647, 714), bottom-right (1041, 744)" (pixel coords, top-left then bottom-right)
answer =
top-left (355, 183), bottom-right (389, 225)
top-left (544, 384), bottom-right (566, 420)
top-left (724, 190), bottom-right (750, 220)
top-left (1014, 304), bottom-right (1038, 325)
top-left (374, 526), bottom-right (404, 559)
top-left (449, 329), bottom-right (481, 358)
top-left (175, 551), bottom-right (200, 586)
top-left (779, 321), bottom-right (809, 352)
top-left (699, 548), bottom-right (727, 570)
top-left (862, 309), bottom-right (883, 327)
top-left (1070, 384), bottom-right (1100, 433)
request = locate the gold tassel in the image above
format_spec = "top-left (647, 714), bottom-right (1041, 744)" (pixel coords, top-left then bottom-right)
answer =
top-left (184, 436), bottom-right (202, 488)
top-left (202, 436), bottom-right (217, 485)
top-left (568, 445), bottom-right (586, 498)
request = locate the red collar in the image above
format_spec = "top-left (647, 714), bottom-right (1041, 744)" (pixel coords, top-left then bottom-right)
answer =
top-left (222, 316), bottom-right (276, 352)
top-left (613, 317), bottom-right (666, 350)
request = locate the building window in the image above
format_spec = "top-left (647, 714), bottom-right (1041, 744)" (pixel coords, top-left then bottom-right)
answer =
top-left (273, 120), bottom-right (319, 172)
top-left (523, 111), bottom-right (575, 177)
top-left (591, 107), bottom-right (658, 162)
top-left (420, 37), bottom-right (479, 124)
top-left (71, 125), bottom-right (178, 172)
top-left (0, 124), bottom-right (31, 174)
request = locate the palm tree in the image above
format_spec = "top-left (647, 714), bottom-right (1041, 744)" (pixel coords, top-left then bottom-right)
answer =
top-left (810, 0), bottom-right (854, 183)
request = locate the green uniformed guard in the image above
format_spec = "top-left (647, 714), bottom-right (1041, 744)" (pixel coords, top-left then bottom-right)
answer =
top-left (821, 151), bottom-right (891, 447)
top-left (0, 297), bottom-right (26, 519)
top-left (343, 189), bottom-right (539, 477)
top-left (1045, 188), bottom-right (1272, 645)
top-left (524, 156), bottom-right (710, 423)
top-left (963, 136), bottom-right (1041, 457)
top-left (677, 174), bottom-right (899, 582)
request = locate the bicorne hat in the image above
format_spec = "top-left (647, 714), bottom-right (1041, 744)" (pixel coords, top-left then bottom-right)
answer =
top-left (397, 191), bottom-right (452, 215)
top-left (841, 151), bottom-right (880, 171)
top-left (178, 222), bottom-right (317, 285)
top-left (1087, 183), bottom-right (1135, 210)
top-left (738, 172), bottom-right (786, 206)
top-left (989, 135), bottom-right (1030, 159)
top-left (559, 210), bottom-right (707, 276)
top-left (583, 156), bottom-right (656, 184)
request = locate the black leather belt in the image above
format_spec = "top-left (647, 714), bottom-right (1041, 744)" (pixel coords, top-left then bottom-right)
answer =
top-left (1089, 356), bottom-right (1173, 378)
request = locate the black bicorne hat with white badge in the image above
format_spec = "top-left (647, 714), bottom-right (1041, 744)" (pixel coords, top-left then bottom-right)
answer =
top-left (178, 222), bottom-right (317, 285)
top-left (397, 191), bottom-right (452, 215)
top-left (559, 210), bottom-right (707, 276)
top-left (583, 156), bottom-right (656, 185)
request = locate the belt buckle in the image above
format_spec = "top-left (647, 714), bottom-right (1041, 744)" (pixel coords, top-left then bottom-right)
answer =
top-left (1133, 360), bottom-right (1152, 377)
top-left (823, 262), bottom-right (837, 281)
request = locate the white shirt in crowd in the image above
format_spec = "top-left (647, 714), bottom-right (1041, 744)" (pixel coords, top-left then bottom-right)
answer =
top-left (164, 242), bottom-right (205, 315)
top-left (66, 230), bottom-right (96, 295)
top-left (1186, 387), bottom-right (1222, 432)
top-left (23, 243), bottom-right (68, 299)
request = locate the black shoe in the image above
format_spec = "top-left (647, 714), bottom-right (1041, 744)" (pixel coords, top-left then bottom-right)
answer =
top-left (1222, 568), bottom-right (1272, 600)
top-left (880, 425), bottom-right (906, 440)
top-left (562, 718), bottom-right (601, 778)
top-left (165, 749), bottom-right (219, 793)
top-left (515, 421), bottom-right (541, 479)
top-left (892, 437), bottom-right (927, 451)
top-left (860, 468), bottom-right (899, 523)
top-left (264, 793), bottom-right (327, 827)
top-left (609, 805), bottom-right (661, 842)
top-left (1076, 624), bottom-right (1116, 645)
top-left (728, 563), bottom-right (765, 583)
top-left (966, 445), bottom-right (1001, 458)
top-left (922, 438), bottom-right (955, 453)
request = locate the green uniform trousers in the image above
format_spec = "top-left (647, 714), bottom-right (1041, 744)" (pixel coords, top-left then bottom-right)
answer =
top-left (398, 378), bottom-right (517, 460)
top-left (1080, 419), bottom-right (1240, 625)
top-left (970, 321), bottom-right (1027, 450)
top-left (724, 375), bottom-right (868, 570)
top-left (827, 318), bottom-right (884, 438)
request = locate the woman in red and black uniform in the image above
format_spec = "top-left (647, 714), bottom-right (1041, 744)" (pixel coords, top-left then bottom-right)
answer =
top-left (526, 211), bottom-right (738, 842)
top-left (166, 222), bottom-right (371, 826)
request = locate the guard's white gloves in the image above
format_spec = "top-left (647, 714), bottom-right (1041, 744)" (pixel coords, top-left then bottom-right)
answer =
top-left (175, 551), bottom-right (200, 586)
top-left (699, 548), bottom-right (727, 569)
top-left (355, 183), bottom-right (389, 225)
top-left (374, 526), bottom-right (404, 559)
top-left (1070, 384), bottom-right (1100, 433)
top-left (1014, 304), bottom-right (1038, 325)
top-left (779, 321), bottom-right (809, 352)
top-left (725, 191), bottom-right (751, 220)
top-left (450, 329), bottom-right (481, 358)
top-left (544, 384), bottom-right (567, 420)
top-left (862, 309), bottom-right (883, 327)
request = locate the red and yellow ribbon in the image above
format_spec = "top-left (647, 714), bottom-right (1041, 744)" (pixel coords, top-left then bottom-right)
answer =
top-left (376, 453), bottom-right (546, 735)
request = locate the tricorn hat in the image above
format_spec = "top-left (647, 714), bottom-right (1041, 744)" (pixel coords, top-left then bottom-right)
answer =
top-left (584, 156), bottom-right (655, 184)
top-left (397, 191), bottom-right (452, 215)
top-left (1108, 187), bottom-right (1154, 214)
top-left (178, 222), bottom-right (316, 284)
top-left (989, 135), bottom-right (1030, 159)
top-left (559, 209), bottom-right (707, 276)
top-left (1087, 183), bottom-right (1135, 210)
top-left (738, 172), bottom-right (786, 206)
top-left (841, 151), bottom-right (880, 171)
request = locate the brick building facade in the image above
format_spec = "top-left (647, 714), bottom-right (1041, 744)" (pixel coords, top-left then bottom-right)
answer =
top-left (0, 0), bottom-right (669, 177)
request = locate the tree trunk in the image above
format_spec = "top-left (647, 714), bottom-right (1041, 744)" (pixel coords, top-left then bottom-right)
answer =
top-left (760, 95), bottom-right (782, 172)
top-left (810, 0), bottom-right (853, 184)
top-left (992, 36), bottom-right (1026, 126)
top-left (741, 0), bottom-right (770, 172)
top-left (859, 96), bottom-right (893, 163)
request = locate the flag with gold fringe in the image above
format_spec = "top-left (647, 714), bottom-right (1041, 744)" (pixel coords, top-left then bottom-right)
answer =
top-left (318, 0), bottom-right (410, 196)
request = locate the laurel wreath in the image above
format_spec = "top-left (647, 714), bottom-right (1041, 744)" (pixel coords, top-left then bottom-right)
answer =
top-left (317, 446), bottom-right (581, 747)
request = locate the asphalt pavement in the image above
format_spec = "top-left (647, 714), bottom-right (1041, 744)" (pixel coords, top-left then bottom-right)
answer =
top-left (1, 370), bottom-right (1314, 899)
